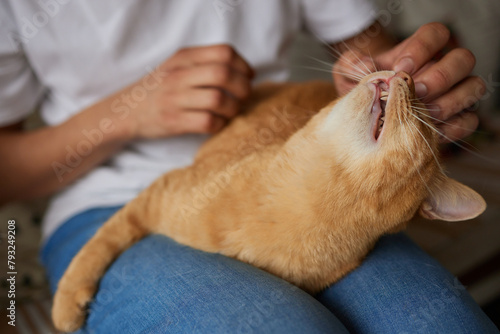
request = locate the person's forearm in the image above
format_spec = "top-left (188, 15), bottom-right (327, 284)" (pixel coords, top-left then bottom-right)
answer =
top-left (0, 44), bottom-right (254, 205)
top-left (0, 93), bottom-right (134, 205)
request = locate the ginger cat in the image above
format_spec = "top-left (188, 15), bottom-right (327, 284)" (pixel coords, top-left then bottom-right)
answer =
top-left (52, 71), bottom-right (486, 332)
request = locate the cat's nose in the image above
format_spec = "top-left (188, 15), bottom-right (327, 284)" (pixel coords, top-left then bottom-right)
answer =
top-left (395, 71), bottom-right (413, 85)
top-left (393, 71), bottom-right (415, 93)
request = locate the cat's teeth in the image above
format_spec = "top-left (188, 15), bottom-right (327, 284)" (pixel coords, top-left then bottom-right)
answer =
top-left (380, 91), bottom-right (389, 101)
top-left (378, 114), bottom-right (385, 130)
top-left (378, 118), bottom-right (384, 129)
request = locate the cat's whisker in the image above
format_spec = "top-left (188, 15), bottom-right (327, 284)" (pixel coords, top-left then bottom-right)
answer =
top-left (307, 55), bottom-right (335, 68)
top-left (307, 53), bottom-right (367, 80)
top-left (332, 69), bottom-right (364, 81)
top-left (313, 34), bottom-right (342, 57)
top-left (409, 110), bottom-right (488, 161)
top-left (335, 57), bottom-right (369, 78)
top-left (411, 108), bottom-right (490, 137)
top-left (340, 40), bottom-right (372, 75)
top-left (333, 67), bottom-right (365, 81)
top-left (295, 65), bottom-right (337, 76)
top-left (306, 56), bottom-right (364, 81)
top-left (367, 50), bottom-right (379, 72)
top-left (319, 42), bottom-right (370, 77)
top-left (296, 66), bottom-right (332, 74)
top-left (402, 111), bottom-right (440, 200)
top-left (304, 33), bottom-right (368, 78)
top-left (409, 105), bottom-right (440, 112)
top-left (331, 72), bottom-right (363, 82)
top-left (403, 111), bottom-right (445, 175)
top-left (293, 62), bottom-right (363, 83)
top-left (410, 108), bottom-right (450, 124)
top-left (396, 107), bottom-right (403, 128)
top-left (408, 110), bottom-right (474, 146)
top-left (399, 109), bottom-right (436, 195)
top-left (311, 34), bottom-right (382, 78)
top-left (318, 38), bottom-right (354, 64)
top-left (407, 111), bottom-right (493, 162)
top-left (398, 111), bottom-right (419, 166)
top-left (311, 35), bottom-right (367, 75)
top-left (339, 58), bottom-right (370, 78)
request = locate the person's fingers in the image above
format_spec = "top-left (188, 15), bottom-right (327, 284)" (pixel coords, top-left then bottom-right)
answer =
top-left (437, 111), bottom-right (479, 143)
top-left (172, 63), bottom-right (252, 100)
top-left (165, 44), bottom-right (254, 78)
top-left (166, 110), bottom-right (227, 135)
top-left (427, 76), bottom-right (486, 121)
top-left (377, 22), bottom-right (450, 74)
top-left (413, 48), bottom-right (476, 101)
top-left (412, 60), bottom-right (436, 77)
top-left (173, 88), bottom-right (240, 119)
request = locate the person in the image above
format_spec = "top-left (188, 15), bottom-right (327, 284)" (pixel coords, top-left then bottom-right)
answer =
top-left (0, 1), bottom-right (497, 333)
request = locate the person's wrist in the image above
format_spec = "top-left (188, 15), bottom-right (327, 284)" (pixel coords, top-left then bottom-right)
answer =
top-left (111, 110), bottom-right (139, 143)
top-left (102, 82), bottom-right (146, 143)
top-left (67, 93), bottom-right (139, 147)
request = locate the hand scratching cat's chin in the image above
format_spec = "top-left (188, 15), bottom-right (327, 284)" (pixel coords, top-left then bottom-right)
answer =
top-left (320, 71), bottom-right (421, 155)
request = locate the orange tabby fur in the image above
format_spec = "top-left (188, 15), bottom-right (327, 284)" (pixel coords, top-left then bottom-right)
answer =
top-left (52, 71), bottom-right (486, 332)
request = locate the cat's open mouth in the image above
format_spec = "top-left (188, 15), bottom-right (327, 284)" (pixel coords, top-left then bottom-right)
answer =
top-left (372, 86), bottom-right (389, 141)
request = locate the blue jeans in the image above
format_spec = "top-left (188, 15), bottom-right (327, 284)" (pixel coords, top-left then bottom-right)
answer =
top-left (41, 207), bottom-right (498, 333)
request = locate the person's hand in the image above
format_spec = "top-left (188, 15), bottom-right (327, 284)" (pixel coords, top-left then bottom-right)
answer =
top-left (120, 44), bottom-right (254, 139)
top-left (333, 23), bottom-right (486, 143)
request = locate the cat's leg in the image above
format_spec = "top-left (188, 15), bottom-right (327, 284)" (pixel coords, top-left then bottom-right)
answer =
top-left (51, 209), bottom-right (148, 331)
top-left (43, 210), bottom-right (350, 334)
top-left (51, 177), bottom-right (168, 332)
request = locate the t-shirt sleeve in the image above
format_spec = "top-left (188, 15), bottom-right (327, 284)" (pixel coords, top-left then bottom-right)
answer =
top-left (0, 2), bottom-right (45, 126)
top-left (299, 0), bottom-right (377, 43)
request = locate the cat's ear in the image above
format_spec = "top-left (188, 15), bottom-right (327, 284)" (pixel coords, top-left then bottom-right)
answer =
top-left (419, 176), bottom-right (486, 222)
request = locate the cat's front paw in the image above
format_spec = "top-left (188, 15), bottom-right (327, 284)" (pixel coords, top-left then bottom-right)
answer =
top-left (52, 285), bottom-right (95, 332)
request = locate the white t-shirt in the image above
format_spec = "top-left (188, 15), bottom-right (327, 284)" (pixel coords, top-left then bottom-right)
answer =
top-left (0, 0), bottom-right (375, 241)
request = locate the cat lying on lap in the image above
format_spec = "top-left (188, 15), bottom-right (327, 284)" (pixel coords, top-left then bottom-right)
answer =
top-left (52, 71), bottom-right (486, 332)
